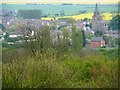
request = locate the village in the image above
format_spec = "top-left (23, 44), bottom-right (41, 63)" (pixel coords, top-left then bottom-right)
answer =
top-left (1, 2), bottom-right (119, 88)
top-left (0, 4), bottom-right (119, 49)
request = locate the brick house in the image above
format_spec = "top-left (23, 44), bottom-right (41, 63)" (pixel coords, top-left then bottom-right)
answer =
top-left (90, 37), bottom-right (105, 48)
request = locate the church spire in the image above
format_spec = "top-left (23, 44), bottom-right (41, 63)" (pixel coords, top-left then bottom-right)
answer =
top-left (92, 3), bottom-right (102, 32)
top-left (94, 3), bottom-right (99, 15)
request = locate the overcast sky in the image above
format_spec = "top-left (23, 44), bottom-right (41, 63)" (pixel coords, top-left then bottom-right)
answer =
top-left (2, 0), bottom-right (119, 4)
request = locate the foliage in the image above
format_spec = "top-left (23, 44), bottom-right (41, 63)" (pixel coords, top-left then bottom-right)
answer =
top-left (103, 35), bottom-right (119, 47)
top-left (18, 10), bottom-right (42, 19)
top-left (71, 24), bottom-right (83, 52)
top-left (83, 18), bottom-right (88, 21)
top-left (2, 48), bottom-right (118, 88)
top-left (76, 30), bottom-right (82, 51)
top-left (42, 26), bottom-right (52, 52)
top-left (82, 30), bottom-right (86, 47)
top-left (56, 32), bottom-right (61, 50)
top-left (58, 18), bottom-right (75, 24)
top-left (2, 42), bottom-right (9, 48)
top-left (62, 28), bottom-right (69, 52)
top-left (95, 30), bottom-right (103, 36)
top-left (6, 37), bottom-right (21, 42)
top-left (2, 25), bottom-right (118, 88)
top-left (0, 24), bottom-right (5, 30)
top-left (51, 23), bottom-right (57, 30)
top-left (4, 32), bottom-right (10, 40)
top-left (71, 24), bottom-right (77, 51)
top-left (99, 48), bottom-right (118, 60)
top-left (6, 25), bottom-right (19, 32)
top-left (108, 15), bottom-right (120, 30)
top-left (103, 36), bottom-right (111, 45)
top-left (86, 34), bottom-right (94, 39)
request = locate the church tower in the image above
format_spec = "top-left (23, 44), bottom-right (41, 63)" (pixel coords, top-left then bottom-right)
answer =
top-left (92, 3), bottom-right (102, 32)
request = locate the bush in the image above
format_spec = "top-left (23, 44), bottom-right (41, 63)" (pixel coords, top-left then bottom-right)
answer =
top-left (2, 50), bottom-right (118, 88)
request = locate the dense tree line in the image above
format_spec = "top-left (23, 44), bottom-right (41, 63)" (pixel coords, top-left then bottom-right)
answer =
top-left (108, 15), bottom-right (120, 30)
top-left (18, 10), bottom-right (42, 19)
top-left (23, 24), bottom-right (83, 55)
top-left (58, 18), bottom-right (75, 24)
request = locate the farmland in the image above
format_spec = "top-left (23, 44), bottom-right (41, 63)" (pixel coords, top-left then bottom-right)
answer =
top-left (41, 13), bottom-right (114, 20)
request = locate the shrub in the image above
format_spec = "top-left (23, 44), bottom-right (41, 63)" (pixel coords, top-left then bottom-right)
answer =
top-left (2, 51), bottom-right (118, 88)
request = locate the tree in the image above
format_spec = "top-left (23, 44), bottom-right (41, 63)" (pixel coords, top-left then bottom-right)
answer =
top-left (83, 18), bottom-right (88, 21)
top-left (18, 24), bottom-right (33, 36)
top-left (86, 34), bottom-right (94, 39)
top-left (110, 38), bottom-right (119, 47)
top-left (18, 10), bottom-right (42, 19)
top-left (4, 32), bottom-right (10, 40)
top-left (103, 36), bottom-right (111, 45)
top-left (35, 31), bottom-right (42, 54)
top-left (58, 18), bottom-right (75, 24)
top-left (108, 15), bottom-right (120, 30)
top-left (0, 24), bottom-right (5, 31)
top-left (82, 30), bottom-right (86, 47)
top-left (62, 28), bottom-right (69, 52)
top-left (72, 24), bottom-right (83, 52)
top-left (6, 37), bottom-right (20, 42)
top-left (51, 22), bottom-right (57, 30)
top-left (72, 24), bottom-right (77, 51)
top-left (95, 30), bottom-right (103, 36)
top-left (56, 32), bottom-right (62, 56)
top-left (76, 30), bottom-right (83, 51)
top-left (42, 26), bottom-right (52, 52)
top-left (111, 11), bottom-right (118, 18)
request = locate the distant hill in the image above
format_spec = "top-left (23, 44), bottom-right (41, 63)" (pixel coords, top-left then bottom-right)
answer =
top-left (62, 3), bottom-right (73, 5)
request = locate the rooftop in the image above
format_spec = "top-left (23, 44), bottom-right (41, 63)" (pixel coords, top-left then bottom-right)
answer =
top-left (91, 37), bottom-right (104, 42)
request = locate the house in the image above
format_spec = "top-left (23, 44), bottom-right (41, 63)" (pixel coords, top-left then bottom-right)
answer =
top-left (103, 31), bottom-right (110, 36)
top-left (103, 30), bottom-right (119, 39)
top-left (9, 31), bottom-right (23, 38)
top-left (86, 39), bottom-right (91, 48)
top-left (90, 37), bottom-right (105, 48)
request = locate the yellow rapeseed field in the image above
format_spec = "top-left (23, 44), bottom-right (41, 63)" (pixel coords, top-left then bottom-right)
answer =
top-left (41, 17), bottom-right (54, 20)
top-left (41, 13), bottom-right (113, 21)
